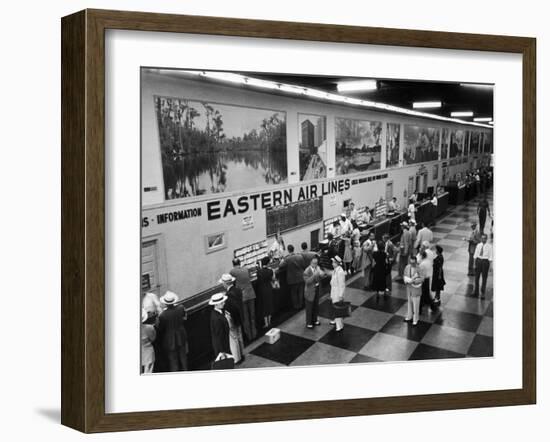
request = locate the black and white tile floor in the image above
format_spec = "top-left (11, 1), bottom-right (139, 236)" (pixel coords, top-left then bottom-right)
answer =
top-left (241, 192), bottom-right (494, 369)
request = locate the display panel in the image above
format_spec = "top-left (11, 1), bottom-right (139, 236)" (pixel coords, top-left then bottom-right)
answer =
top-left (335, 118), bottom-right (382, 175)
top-left (386, 122), bottom-right (400, 168)
top-left (403, 125), bottom-right (440, 164)
top-left (154, 96), bottom-right (287, 199)
top-left (449, 128), bottom-right (465, 158)
top-left (299, 114), bottom-right (328, 181)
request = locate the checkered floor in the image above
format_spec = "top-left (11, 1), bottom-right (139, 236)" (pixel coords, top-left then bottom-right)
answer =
top-left (241, 192), bottom-right (494, 369)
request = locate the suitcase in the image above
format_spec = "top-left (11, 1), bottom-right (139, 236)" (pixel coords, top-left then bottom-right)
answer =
top-left (265, 328), bottom-right (281, 344)
top-left (333, 301), bottom-right (352, 318)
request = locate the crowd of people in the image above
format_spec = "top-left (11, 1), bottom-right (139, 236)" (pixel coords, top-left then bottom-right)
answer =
top-left (141, 187), bottom-right (493, 372)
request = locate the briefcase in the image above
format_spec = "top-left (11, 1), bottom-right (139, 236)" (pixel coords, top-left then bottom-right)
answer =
top-left (212, 352), bottom-right (235, 370)
top-left (333, 301), bottom-right (352, 318)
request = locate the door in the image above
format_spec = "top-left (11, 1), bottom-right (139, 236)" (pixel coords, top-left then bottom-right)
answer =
top-left (385, 181), bottom-right (393, 202)
top-left (142, 240), bottom-right (160, 295)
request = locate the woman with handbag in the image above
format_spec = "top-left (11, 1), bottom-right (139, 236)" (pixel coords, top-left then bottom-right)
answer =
top-left (256, 256), bottom-right (275, 329)
top-left (431, 245), bottom-right (446, 306)
top-left (329, 256), bottom-right (347, 332)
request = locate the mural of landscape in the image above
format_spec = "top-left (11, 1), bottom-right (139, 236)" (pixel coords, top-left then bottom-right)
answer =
top-left (449, 129), bottom-right (465, 158)
top-left (470, 131), bottom-right (480, 155)
top-left (335, 118), bottom-right (382, 175)
top-left (298, 114), bottom-right (327, 181)
top-left (403, 125), bottom-right (440, 164)
top-left (386, 122), bottom-right (400, 168)
top-left (441, 127), bottom-right (449, 160)
top-left (482, 132), bottom-right (493, 153)
top-left (154, 97), bottom-right (287, 199)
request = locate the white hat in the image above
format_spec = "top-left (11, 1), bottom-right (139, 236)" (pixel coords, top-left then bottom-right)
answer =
top-left (401, 221), bottom-right (409, 228)
top-left (422, 240), bottom-right (431, 248)
top-left (160, 291), bottom-right (179, 305)
top-left (208, 292), bottom-right (228, 306)
top-left (218, 273), bottom-right (236, 284)
top-left (409, 219), bottom-right (417, 225)
top-left (331, 255), bottom-right (343, 265)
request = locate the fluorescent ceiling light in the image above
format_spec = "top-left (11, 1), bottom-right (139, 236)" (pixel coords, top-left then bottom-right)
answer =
top-left (337, 79), bottom-right (377, 92)
top-left (460, 83), bottom-right (493, 89)
top-left (473, 117), bottom-right (493, 122)
top-left (450, 111), bottom-right (474, 117)
top-left (413, 101), bottom-right (442, 109)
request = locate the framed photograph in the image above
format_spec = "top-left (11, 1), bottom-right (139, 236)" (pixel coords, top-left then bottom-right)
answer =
top-left (62, 9), bottom-right (536, 433)
top-left (205, 232), bottom-right (227, 254)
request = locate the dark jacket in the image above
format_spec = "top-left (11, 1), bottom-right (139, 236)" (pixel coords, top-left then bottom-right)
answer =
top-left (280, 252), bottom-right (306, 285)
top-left (210, 309), bottom-right (231, 356)
top-left (431, 255), bottom-right (446, 291)
top-left (156, 304), bottom-right (187, 352)
top-left (224, 285), bottom-right (243, 327)
top-left (301, 250), bottom-right (318, 267)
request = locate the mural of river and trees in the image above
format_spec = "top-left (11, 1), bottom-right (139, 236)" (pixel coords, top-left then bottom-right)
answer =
top-left (335, 118), bottom-right (382, 175)
top-left (441, 127), bottom-right (450, 160)
top-left (154, 97), bottom-right (287, 199)
top-left (403, 125), bottom-right (440, 164)
top-left (386, 122), bottom-right (400, 168)
top-left (298, 114), bottom-right (327, 181)
top-left (449, 129), bottom-right (465, 158)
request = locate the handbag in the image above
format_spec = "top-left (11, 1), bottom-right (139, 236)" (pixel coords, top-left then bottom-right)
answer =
top-left (332, 301), bottom-right (352, 318)
top-left (212, 352), bottom-right (235, 370)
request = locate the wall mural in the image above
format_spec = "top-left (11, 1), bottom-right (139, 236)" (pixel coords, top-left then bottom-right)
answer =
top-left (298, 114), bottom-right (327, 181)
top-left (335, 118), bottom-right (382, 175)
top-left (154, 97), bottom-right (287, 200)
top-left (482, 132), bottom-right (493, 153)
top-left (470, 131), bottom-right (481, 155)
top-left (403, 125), bottom-right (440, 164)
top-left (386, 122), bottom-right (400, 168)
top-left (449, 129), bottom-right (465, 158)
top-left (441, 127), bottom-right (450, 160)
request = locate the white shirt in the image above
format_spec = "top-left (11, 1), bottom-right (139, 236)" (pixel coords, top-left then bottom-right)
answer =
top-left (340, 218), bottom-right (353, 235)
top-left (269, 240), bottom-right (285, 259)
top-left (349, 208), bottom-right (358, 221)
top-left (330, 266), bottom-right (346, 303)
top-left (417, 248), bottom-right (435, 279)
top-left (474, 242), bottom-right (493, 261)
top-left (408, 203), bottom-right (416, 220)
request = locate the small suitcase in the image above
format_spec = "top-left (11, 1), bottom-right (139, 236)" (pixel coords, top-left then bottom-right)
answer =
top-left (333, 301), bottom-right (352, 318)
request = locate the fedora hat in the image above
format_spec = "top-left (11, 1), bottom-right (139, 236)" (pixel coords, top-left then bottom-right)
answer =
top-left (401, 221), bottom-right (409, 227)
top-left (208, 292), bottom-right (228, 306)
top-left (331, 255), bottom-right (343, 265)
top-left (160, 291), bottom-right (179, 305)
top-left (218, 273), bottom-right (236, 284)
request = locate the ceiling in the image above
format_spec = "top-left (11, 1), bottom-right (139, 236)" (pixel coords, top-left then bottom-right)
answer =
top-left (243, 73), bottom-right (494, 121)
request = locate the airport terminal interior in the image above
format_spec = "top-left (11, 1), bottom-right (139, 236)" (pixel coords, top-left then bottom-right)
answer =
top-left (140, 69), bottom-right (494, 373)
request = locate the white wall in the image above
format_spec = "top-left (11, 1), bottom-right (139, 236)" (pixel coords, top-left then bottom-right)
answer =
top-left (1, 1), bottom-right (547, 442)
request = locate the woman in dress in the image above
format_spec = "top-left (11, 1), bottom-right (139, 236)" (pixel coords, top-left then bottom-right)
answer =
top-left (342, 233), bottom-right (354, 275)
top-left (256, 256), bottom-right (275, 329)
top-left (329, 256), bottom-right (347, 332)
top-left (431, 245), bottom-right (446, 306)
top-left (408, 197), bottom-right (416, 222)
top-left (352, 240), bottom-right (362, 274)
top-left (372, 240), bottom-right (388, 297)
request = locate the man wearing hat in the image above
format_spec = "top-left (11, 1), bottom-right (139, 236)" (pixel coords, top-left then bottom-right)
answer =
top-left (396, 222), bottom-right (412, 283)
top-left (279, 244), bottom-right (307, 310)
top-left (219, 273), bottom-right (245, 363)
top-left (208, 293), bottom-right (232, 362)
top-left (230, 258), bottom-right (257, 341)
top-left (156, 291), bottom-right (188, 372)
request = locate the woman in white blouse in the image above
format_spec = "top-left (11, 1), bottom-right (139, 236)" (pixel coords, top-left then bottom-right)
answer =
top-left (408, 198), bottom-right (416, 222)
top-left (329, 256), bottom-right (347, 332)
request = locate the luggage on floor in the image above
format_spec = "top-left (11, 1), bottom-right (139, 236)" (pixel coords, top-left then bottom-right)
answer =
top-left (265, 327), bottom-right (281, 344)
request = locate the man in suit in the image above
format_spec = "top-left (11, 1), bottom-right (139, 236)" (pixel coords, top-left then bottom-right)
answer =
top-left (279, 244), bottom-right (306, 310)
top-left (229, 259), bottom-right (257, 341)
top-left (300, 241), bottom-right (317, 267)
top-left (473, 234), bottom-right (493, 298)
top-left (156, 291), bottom-right (188, 372)
top-left (219, 273), bottom-right (245, 361)
top-left (396, 222), bottom-right (412, 283)
top-left (208, 293), bottom-right (231, 364)
top-left (414, 221), bottom-right (434, 251)
top-left (303, 256), bottom-right (325, 328)
top-left (383, 233), bottom-right (397, 293)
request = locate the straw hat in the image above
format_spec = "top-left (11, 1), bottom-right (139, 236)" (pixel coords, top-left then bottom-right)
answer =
top-left (218, 273), bottom-right (236, 284)
top-left (331, 255), bottom-right (343, 265)
top-left (208, 292), bottom-right (228, 306)
top-left (160, 291), bottom-right (179, 305)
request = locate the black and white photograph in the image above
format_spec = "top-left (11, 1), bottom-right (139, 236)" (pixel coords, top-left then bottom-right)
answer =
top-left (141, 68), bottom-right (494, 374)
top-left (299, 113), bottom-right (327, 181)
